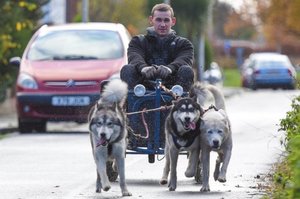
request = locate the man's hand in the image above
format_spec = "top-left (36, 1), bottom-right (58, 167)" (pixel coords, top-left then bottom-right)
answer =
top-left (141, 66), bottom-right (156, 79)
top-left (156, 65), bottom-right (172, 79)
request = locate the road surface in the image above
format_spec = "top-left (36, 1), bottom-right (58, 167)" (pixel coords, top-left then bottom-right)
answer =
top-left (0, 89), bottom-right (299, 198)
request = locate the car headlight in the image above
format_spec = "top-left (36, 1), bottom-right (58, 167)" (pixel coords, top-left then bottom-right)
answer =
top-left (17, 73), bottom-right (38, 89)
top-left (171, 85), bottom-right (183, 97)
top-left (134, 84), bottom-right (146, 97)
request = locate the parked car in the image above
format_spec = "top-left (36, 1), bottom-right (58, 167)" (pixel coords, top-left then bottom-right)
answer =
top-left (240, 52), bottom-right (297, 90)
top-left (9, 23), bottom-right (131, 133)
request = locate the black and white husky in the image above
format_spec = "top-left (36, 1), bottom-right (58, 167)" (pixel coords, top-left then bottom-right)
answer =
top-left (88, 79), bottom-right (131, 196)
top-left (160, 97), bottom-right (202, 191)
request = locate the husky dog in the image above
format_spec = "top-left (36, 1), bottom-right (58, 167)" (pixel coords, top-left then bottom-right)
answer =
top-left (88, 79), bottom-right (131, 196)
top-left (190, 82), bottom-right (233, 192)
top-left (160, 97), bottom-right (202, 191)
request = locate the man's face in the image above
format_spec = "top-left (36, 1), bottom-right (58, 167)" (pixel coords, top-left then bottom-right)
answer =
top-left (149, 10), bottom-right (176, 37)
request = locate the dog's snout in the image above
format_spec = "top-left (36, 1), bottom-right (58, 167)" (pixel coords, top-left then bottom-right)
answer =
top-left (184, 117), bottom-right (191, 123)
top-left (100, 133), bottom-right (106, 138)
top-left (213, 140), bottom-right (219, 147)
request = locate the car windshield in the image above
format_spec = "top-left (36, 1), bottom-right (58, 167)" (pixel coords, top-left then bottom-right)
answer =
top-left (27, 30), bottom-right (124, 61)
top-left (257, 60), bottom-right (289, 68)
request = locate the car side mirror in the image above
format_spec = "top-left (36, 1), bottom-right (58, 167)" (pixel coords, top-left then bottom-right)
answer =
top-left (9, 57), bottom-right (21, 67)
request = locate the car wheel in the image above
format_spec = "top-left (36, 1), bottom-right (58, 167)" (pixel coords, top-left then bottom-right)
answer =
top-left (289, 83), bottom-right (296, 90)
top-left (34, 121), bottom-right (47, 132)
top-left (250, 84), bottom-right (257, 90)
top-left (18, 119), bottom-right (47, 133)
top-left (250, 79), bottom-right (257, 90)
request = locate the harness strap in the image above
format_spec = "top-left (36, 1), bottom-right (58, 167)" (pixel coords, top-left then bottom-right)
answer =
top-left (170, 129), bottom-right (200, 150)
top-left (201, 104), bottom-right (218, 116)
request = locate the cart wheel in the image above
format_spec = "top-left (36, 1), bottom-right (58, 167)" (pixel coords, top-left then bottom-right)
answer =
top-left (107, 161), bottom-right (118, 182)
top-left (148, 154), bottom-right (155, 163)
top-left (195, 162), bottom-right (202, 184)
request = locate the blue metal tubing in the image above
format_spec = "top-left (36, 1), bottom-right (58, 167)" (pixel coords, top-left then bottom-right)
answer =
top-left (153, 80), bottom-right (162, 154)
top-left (126, 148), bottom-right (164, 155)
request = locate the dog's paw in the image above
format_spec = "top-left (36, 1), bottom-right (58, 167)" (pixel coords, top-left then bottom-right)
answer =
top-left (160, 178), bottom-right (168, 185)
top-left (217, 172), bottom-right (227, 183)
top-left (122, 191), bottom-right (132, 196)
top-left (218, 176), bottom-right (226, 183)
top-left (185, 169), bottom-right (195, 178)
top-left (103, 185), bottom-right (111, 192)
top-left (200, 185), bottom-right (210, 192)
top-left (168, 182), bottom-right (176, 191)
top-left (95, 188), bottom-right (101, 193)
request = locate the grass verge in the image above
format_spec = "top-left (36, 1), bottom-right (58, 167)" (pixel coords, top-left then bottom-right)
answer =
top-left (223, 68), bottom-right (241, 87)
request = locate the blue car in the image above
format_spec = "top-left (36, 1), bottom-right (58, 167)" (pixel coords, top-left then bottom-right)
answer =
top-left (241, 52), bottom-right (297, 90)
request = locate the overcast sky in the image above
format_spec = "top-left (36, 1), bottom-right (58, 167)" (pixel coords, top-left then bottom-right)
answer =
top-left (219, 0), bottom-right (244, 11)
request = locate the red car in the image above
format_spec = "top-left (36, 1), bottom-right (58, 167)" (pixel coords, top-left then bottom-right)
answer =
top-left (10, 23), bottom-right (131, 133)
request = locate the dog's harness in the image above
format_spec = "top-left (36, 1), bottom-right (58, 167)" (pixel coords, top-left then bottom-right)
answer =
top-left (171, 129), bottom-right (200, 150)
top-left (201, 104), bottom-right (218, 116)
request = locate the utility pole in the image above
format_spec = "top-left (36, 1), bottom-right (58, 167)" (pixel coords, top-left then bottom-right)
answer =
top-left (198, 0), bottom-right (215, 81)
top-left (198, 33), bottom-right (205, 81)
top-left (82, 0), bottom-right (89, 22)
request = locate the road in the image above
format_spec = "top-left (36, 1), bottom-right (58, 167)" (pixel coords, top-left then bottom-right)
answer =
top-left (0, 89), bottom-right (299, 199)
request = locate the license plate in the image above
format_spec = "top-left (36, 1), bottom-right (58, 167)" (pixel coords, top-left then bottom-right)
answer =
top-left (52, 96), bottom-right (90, 106)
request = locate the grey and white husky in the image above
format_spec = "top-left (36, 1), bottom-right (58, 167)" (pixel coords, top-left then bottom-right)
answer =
top-left (190, 82), bottom-right (233, 192)
top-left (88, 79), bottom-right (131, 196)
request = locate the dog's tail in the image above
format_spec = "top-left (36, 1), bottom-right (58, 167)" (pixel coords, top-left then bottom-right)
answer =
top-left (100, 79), bottom-right (128, 105)
top-left (206, 84), bottom-right (226, 110)
top-left (190, 82), bottom-right (226, 110)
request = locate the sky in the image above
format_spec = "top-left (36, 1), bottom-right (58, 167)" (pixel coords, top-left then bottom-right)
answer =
top-left (219, 0), bottom-right (245, 11)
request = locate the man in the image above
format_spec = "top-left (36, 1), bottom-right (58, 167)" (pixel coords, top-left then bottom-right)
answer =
top-left (120, 3), bottom-right (194, 91)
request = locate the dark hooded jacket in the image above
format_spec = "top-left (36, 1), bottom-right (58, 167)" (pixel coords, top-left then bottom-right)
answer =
top-left (127, 27), bottom-right (194, 75)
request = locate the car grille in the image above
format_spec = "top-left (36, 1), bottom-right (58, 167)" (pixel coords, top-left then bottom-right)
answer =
top-left (44, 80), bottom-right (98, 87)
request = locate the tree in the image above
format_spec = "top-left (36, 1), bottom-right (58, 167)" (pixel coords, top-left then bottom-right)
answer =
top-left (77, 0), bottom-right (147, 35)
top-left (0, 0), bottom-right (48, 101)
top-left (223, 9), bottom-right (256, 40)
top-left (212, 0), bottom-right (232, 39)
top-left (257, 0), bottom-right (300, 52)
top-left (171, 0), bottom-right (211, 75)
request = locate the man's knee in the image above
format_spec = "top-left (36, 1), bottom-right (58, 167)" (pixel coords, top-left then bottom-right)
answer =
top-left (176, 65), bottom-right (194, 91)
top-left (178, 65), bottom-right (194, 80)
top-left (120, 64), bottom-right (139, 89)
top-left (121, 64), bottom-right (134, 79)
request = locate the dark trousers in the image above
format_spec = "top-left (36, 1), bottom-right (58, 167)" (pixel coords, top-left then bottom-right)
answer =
top-left (120, 64), bottom-right (194, 91)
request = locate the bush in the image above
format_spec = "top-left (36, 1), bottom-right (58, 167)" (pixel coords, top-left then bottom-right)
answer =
top-left (264, 96), bottom-right (300, 199)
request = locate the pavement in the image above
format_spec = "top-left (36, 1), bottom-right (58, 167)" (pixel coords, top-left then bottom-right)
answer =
top-left (0, 96), bottom-right (18, 133)
top-left (0, 87), bottom-right (242, 133)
